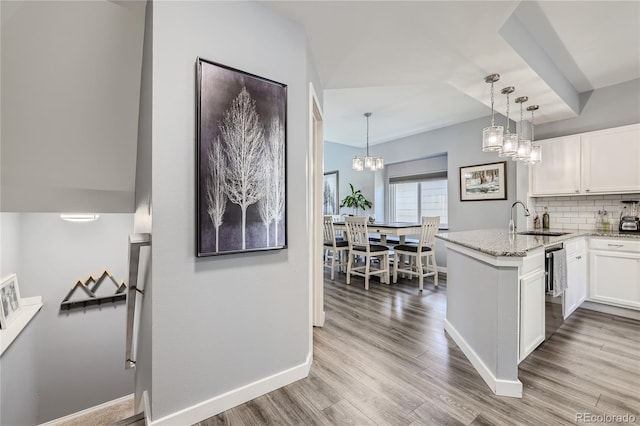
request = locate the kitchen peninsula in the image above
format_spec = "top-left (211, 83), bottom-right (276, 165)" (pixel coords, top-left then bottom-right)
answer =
top-left (436, 229), bottom-right (580, 398)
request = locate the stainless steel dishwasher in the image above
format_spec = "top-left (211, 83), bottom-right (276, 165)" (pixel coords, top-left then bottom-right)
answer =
top-left (544, 243), bottom-right (565, 339)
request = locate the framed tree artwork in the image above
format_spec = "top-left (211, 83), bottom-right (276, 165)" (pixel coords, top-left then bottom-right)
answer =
top-left (196, 58), bottom-right (287, 256)
top-left (323, 171), bottom-right (339, 215)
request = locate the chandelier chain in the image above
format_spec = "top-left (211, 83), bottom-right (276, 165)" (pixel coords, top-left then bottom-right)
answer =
top-left (531, 109), bottom-right (534, 142)
top-left (505, 92), bottom-right (510, 133)
top-left (490, 82), bottom-right (495, 127)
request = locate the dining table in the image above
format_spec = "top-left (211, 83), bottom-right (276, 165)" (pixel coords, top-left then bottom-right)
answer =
top-left (332, 221), bottom-right (423, 245)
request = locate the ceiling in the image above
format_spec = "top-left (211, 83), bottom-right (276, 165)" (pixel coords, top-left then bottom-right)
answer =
top-left (269, 1), bottom-right (640, 147)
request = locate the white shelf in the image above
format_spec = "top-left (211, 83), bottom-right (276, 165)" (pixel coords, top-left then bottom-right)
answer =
top-left (0, 296), bottom-right (43, 356)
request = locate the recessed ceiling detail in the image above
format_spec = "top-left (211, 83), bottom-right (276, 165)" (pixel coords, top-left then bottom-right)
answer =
top-left (269, 1), bottom-right (640, 147)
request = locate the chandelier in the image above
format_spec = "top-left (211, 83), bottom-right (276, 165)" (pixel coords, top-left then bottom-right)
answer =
top-left (352, 112), bottom-right (384, 171)
top-left (481, 73), bottom-right (542, 165)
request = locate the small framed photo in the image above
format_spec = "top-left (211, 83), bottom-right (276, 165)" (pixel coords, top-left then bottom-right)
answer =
top-left (0, 274), bottom-right (22, 329)
top-left (460, 161), bottom-right (507, 201)
top-left (323, 171), bottom-right (339, 215)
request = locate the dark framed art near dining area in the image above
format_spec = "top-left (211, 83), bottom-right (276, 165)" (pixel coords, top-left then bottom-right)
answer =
top-left (196, 57), bottom-right (288, 256)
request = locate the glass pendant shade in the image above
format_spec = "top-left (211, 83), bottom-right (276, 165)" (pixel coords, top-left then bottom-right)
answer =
top-left (525, 105), bottom-right (541, 165)
top-left (353, 112), bottom-right (384, 172)
top-left (364, 156), bottom-right (374, 169)
top-left (482, 125), bottom-right (504, 152)
top-left (482, 74), bottom-right (503, 152)
top-left (513, 139), bottom-right (531, 161)
top-left (352, 157), bottom-right (363, 171)
top-left (527, 145), bottom-right (541, 164)
top-left (499, 133), bottom-right (518, 157)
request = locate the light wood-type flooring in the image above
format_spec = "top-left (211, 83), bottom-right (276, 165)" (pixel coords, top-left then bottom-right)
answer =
top-left (198, 272), bottom-right (640, 425)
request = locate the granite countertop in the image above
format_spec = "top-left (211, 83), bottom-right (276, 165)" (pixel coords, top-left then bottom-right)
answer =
top-left (436, 228), bottom-right (640, 257)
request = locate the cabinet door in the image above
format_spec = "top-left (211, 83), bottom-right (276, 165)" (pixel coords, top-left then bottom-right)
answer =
top-left (582, 124), bottom-right (640, 194)
top-left (519, 269), bottom-right (545, 362)
top-left (565, 252), bottom-right (587, 319)
top-left (589, 250), bottom-right (640, 309)
top-left (530, 135), bottom-right (581, 196)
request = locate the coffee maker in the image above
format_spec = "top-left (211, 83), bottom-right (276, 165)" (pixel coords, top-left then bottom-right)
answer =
top-left (619, 200), bottom-right (640, 232)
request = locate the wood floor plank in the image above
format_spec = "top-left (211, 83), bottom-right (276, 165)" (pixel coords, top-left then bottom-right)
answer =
top-left (196, 272), bottom-right (640, 426)
top-left (321, 399), bottom-right (375, 425)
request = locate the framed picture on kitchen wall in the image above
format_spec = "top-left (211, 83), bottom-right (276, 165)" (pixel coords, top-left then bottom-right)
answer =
top-left (323, 171), bottom-right (339, 215)
top-left (459, 161), bottom-right (507, 201)
top-left (196, 57), bottom-right (288, 257)
top-left (0, 274), bottom-right (22, 329)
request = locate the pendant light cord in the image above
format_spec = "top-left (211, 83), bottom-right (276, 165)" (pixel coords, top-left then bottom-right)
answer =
top-left (490, 82), bottom-right (495, 127)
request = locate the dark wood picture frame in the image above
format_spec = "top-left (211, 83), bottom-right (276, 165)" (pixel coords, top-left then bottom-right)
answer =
top-left (196, 57), bottom-right (288, 256)
top-left (323, 171), bottom-right (339, 215)
top-left (459, 161), bottom-right (507, 201)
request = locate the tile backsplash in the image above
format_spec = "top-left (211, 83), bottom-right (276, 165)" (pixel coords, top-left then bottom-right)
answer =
top-left (529, 193), bottom-right (640, 231)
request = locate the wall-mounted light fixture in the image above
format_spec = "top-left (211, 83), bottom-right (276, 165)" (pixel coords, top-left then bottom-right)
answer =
top-left (60, 213), bottom-right (100, 222)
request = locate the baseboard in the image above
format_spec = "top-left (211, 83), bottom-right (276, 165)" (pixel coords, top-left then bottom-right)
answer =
top-left (444, 319), bottom-right (522, 398)
top-left (147, 353), bottom-right (312, 426)
top-left (38, 393), bottom-right (134, 426)
top-left (142, 391), bottom-right (151, 426)
top-left (313, 310), bottom-right (326, 327)
top-left (579, 301), bottom-right (640, 320)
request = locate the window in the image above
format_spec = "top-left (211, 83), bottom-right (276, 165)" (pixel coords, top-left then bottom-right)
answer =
top-left (389, 173), bottom-right (448, 228)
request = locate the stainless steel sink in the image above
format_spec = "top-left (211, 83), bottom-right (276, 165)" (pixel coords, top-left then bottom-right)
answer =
top-left (517, 231), bottom-right (571, 237)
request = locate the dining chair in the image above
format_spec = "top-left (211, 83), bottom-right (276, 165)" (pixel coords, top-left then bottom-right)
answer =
top-left (323, 216), bottom-right (349, 280)
top-left (344, 216), bottom-right (390, 290)
top-left (393, 216), bottom-right (440, 291)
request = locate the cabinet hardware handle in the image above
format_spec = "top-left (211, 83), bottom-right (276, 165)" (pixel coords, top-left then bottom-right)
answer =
top-left (576, 256), bottom-right (582, 260)
top-left (585, 189), bottom-right (590, 192)
top-left (607, 244), bottom-right (623, 248)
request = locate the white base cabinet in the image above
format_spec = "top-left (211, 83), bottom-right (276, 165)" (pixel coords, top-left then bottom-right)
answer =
top-left (589, 239), bottom-right (640, 310)
top-left (565, 238), bottom-right (587, 319)
top-left (519, 268), bottom-right (545, 363)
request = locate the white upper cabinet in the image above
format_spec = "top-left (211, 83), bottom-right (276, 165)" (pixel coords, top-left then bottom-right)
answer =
top-left (530, 124), bottom-right (640, 196)
top-left (582, 125), bottom-right (640, 193)
top-left (530, 135), bottom-right (581, 195)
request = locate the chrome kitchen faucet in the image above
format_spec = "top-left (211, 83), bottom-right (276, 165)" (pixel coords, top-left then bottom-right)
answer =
top-left (509, 200), bottom-right (531, 234)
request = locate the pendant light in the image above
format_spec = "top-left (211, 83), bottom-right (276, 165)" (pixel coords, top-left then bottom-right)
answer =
top-left (513, 96), bottom-right (531, 162)
top-left (352, 112), bottom-right (384, 171)
top-left (482, 74), bottom-right (504, 152)
top-left (499, 86), bottom-right (517, 157)
top-left (526, 105), bottom-right (541, 165)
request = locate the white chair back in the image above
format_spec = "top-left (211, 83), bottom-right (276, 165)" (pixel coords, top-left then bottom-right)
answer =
top-left (345, 216), bottom-right (369, 249)
top-left (323, 216), bottom-right (336, 244)
top-left (419, 216), bottom-right (440, 249)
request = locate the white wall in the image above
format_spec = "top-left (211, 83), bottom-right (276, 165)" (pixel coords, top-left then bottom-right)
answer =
top-left (325, 116), bottom-right (518, 270)
top-left (17, 213), bottom-right (134, 423)
top-left (0, 1), bottom-right (145, 213)
top-left (0, 213), bottom-right (38, 426)
top-left (373, 115), bottom-right (518, 232)
top-left (535, 78), bottom-right (640, 140)
top-left (324, 142), bottom-right (376, 216)
top-left (0, 213), bottom-right (20, 277)
top-left (144, 1), bottom-right (317, 422)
